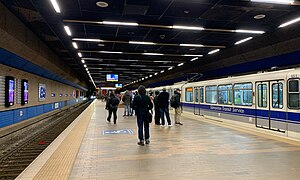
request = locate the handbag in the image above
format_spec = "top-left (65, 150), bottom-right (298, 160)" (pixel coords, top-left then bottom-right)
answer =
top-left (147, 111), bottom-right (152, 123)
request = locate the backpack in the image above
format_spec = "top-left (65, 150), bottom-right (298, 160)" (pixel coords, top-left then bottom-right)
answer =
top-left (170, 95), bottom-right (176, 108)
top-left (109, 97), bottom-right (120, 110)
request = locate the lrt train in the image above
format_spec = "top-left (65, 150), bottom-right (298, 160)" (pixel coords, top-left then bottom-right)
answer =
top-left (148, 68), bottom-right (300, 140)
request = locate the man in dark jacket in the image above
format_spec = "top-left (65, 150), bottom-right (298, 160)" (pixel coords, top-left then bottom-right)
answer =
top-left (154, 91), bottom-right (161, 125)
top-left (173, 89), bottom-right (183, 125)
top-left (157, 88), bottom-right (172, 127)
top-left (132, 85), bottom-right (153, 146)
top-left (122, 90), bottom-right (132, 116)
top-left (105, 92), bottom-right (120, 124)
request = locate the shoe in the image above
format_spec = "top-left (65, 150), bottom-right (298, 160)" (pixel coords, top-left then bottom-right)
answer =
top-left (161, 125), bottom-right (165, 127)
top-left (168, 124), bottom-right (173, 127)
top-left (146, 140), bottom-right (150, 144)
top-left (137, 141), bottom-right (144, 146)
top-left (155, 123), bottom-right (161, 125)
top-left (177, 122), bottom-right (183, 125)
top-left (106, 120), bottom-right (110, 123)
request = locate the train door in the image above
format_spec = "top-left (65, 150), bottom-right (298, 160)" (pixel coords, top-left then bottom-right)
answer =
top-left (194, 87), bottom-right (204, 115)
top-left (255, 80), bottom-right (286, 132)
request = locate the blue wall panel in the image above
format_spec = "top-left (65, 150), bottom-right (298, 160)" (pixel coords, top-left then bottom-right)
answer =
top-left (13, 108), bottom-right (28, 123)
top-left (0, 110), bottom-right (14, 128)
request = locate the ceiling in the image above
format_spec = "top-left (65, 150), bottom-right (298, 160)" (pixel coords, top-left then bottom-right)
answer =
top-left (1, 0), bottom-right (300, 88)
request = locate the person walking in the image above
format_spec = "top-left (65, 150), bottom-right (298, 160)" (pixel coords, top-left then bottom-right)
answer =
top-left (122, 90), bottom-right (132, 116)
top-left (132, 85), bottom-right (153, 146)
top-left (105, 92), bottom-right (120, 124)
top-left (157, 88), bottom-right (172, 127)
top-left (173, 89), bottom-right (183, 125)
top-left (154, 91), bottom-right (161, 125)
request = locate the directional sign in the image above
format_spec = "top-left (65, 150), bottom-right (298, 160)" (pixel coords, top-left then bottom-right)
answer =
top-left (103, 129), bottom-right (134, 135)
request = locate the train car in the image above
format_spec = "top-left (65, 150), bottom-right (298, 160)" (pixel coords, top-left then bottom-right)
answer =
top-left (149, 68), bottom-right (300, 140)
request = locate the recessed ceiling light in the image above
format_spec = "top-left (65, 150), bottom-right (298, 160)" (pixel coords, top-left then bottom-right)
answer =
top-left (254, 14), bottom-right (266, 20)
top-left (96, 1), bottom-right (109, 8)
top-left (50, 0), bottom-right (61, 13)
top-left (250, 0), bottom-right (294, 5)
top-left (208, 49), bottom-right (220, 55)
top-left (183, 10), bottom-right (190, 14)
top-left (98, 44), bottom-right (105, 47)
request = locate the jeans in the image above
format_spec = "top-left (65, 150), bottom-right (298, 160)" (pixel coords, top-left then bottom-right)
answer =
top-left (107, 109), bottom-right (117, 124)
top-left (124, 104), bottom-right (130, 116)
top-left (137, 115), bottom-right (150, 141)
top-left (160, 108), bottom-right (171, 125)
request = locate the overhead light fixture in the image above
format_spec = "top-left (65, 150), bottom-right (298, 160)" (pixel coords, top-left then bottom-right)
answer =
top-left (84, 64), bottom-right (87, 68)
top-left (50, 0), bottom-right (61, 13)
top-left (73, 38), bottom-right (103, 42)
top-left (98, 44), bottom-right (105, 46)
top-left (250, 0), bottom-right (294, 5)
top-left (142, 53), bottom-right (164, 56)
top-left (190, 57), bottom-right (199, 62)
top-left (208, 49), bottom-right (220, 55)
top-left (235, 29), bottom-right (265, 34)
top-left (96, 1), bottom-right (109, 7)
top-left (145, 76), bottom-right (148, 79)
top-left (149, 75), bottom-right (153, 77)
top-left (180, 44), bottom-right (204, 47)
top-left (99, 51), bottom-right (123, 54)
top-left (72, 42), bottom-right (78, 49)
top-left (85, 68), bottom-right (88, 71)
top-left (154, 73), bottom-right (158, 75)
top-left (235, 37), bottom-right (253, 45)
top-left (183, 54), bottom-right (203, 57)
top-left (102, 21), bottom-right (138, 26)
top-left (64, 26), bottom-right (72, 36)
top-left (168, 67), bottom-right (174, 70)
top-left (279, 16), bottom-right (300, 28)
top-left (172, 25), bottom-right (204, 31)
top-left (78, 52), bottom-right (82, 57)
top-left (178, 63), bottom-right (184, 67)
top-left (160, 70), bottom-right (165, 73)
top-left (129, 41), bottom-right (156, 45)
top-left (81, 60), bottom-right (85, 63)
top-left (142, 78), bottom-right (145, 80)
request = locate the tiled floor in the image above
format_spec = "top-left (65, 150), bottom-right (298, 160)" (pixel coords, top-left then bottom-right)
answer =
top-left (69, 100), bottom-right (300, 180)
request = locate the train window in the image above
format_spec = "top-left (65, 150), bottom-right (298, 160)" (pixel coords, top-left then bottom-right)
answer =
top-left (205, 86), bottom-right (217, 104)
top-left (272, 83), bottom-right (283, 109)
top-left (218, 84), bottom-right (233, 105)
top-left (288, 79), bottom-right (300, 109)
top-left (185, 87), bottom-right (193, 102)
top-left (200, 87), bottom-right (204, 103)
top-left (234, 83), bottom-right (252, 106)
top-left (257, 84), bottom-right (267, 108)
top-left (195, 88), bottom-right (199, 103)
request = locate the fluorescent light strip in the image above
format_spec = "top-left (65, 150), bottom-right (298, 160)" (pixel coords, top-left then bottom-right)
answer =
top-left (149, 75), bottom-right (153, 77)
top-left (251, 0), bottom-right (294, 5)
top-left (154, 73), bottom-right (158, 75)
top-left (72, 42), bottom-right (78, 49)
top-left (102, 21), bottom-right (138, 26)
top-left (143, 53), bottom-right (164, 56)
top-left (173, 25), bottom-right (204, 31)
top-left (64, 26), bottom-right (72, 36)
top-left (208, 49), bottom-right (220, 55)
top-left (73, 38), bottom-right (103, 42)
top-left (168, 67), bottom-right (173, 70)
top-left (235, 37), bottom-right (253, 45)
top-left (50, 0), bottom-right (61, 13)
top-left (84, 64), bottom-right (87, 68)
top-left (160, 70), bottom-right (165, 73)
top-left (78, 52), bottom-right (82, 57)
top-left (129, 41), bottom-right (156, 45)
top-left (279, 17), bottom-right (300, 28)
top-left (99, 51), bottom-right (123, 54)
top-left (178, 63), bottom-right (184, 67)
top-left (183, 54), bottom-right (203, 57)
top-left (81, 60), bottom-right (85, 63)
top-left (180, 44), bottom-right (204, 47)
top-left (235, 29), bottom-right (265, 34)
top-left (190, 57), bottom-right (199, 62)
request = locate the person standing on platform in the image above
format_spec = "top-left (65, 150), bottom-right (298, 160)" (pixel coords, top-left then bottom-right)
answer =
top-left (105, 92), bottom-right (120, 124)
top-left (154, 91), bottom-right (161, 125)
top-left (132, 85), bottom-right (153, 146)
top-left (122, 90), bottom-right (132, 116)
top-left (157, 88), bottom-right (172, 127)
top-left (173, 89), bottom-right (183, 125)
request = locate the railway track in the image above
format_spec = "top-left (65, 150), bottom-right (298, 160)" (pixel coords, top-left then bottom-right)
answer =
top-left (0, 100), bottom-right (92, 180)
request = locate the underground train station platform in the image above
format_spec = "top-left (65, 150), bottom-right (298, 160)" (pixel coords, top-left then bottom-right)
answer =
top-left (16, 100), bottom-right (300, 180)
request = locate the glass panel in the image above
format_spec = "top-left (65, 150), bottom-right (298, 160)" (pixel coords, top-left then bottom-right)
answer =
top-left (206, 86), bottom-right (217, 104)
top-left (185, 87), bottom-right (193, 102)
top-left (272, 83), bottom-right (283, 109)
top-left (195, 88), bottom-right (199, 103)
top-left (258, 84), bottom-right (267, 108)
top-left (289, 80), bottom-right (299, 92)
top-left (200, 87), bottom-right (204, 103)
top-left (289, 94), bottom-right (299, 108)
top-left (234, 83), bottom-right (253, 106)
top-left (218, 84), bottom-right (232, 105)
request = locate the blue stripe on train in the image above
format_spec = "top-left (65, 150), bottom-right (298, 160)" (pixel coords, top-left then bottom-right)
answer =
top-left (182, 103), bottom-right (300, 124)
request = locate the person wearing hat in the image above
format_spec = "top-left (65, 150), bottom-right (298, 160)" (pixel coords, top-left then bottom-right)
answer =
top-left (173, 88), bottom-right (183, 125)
top-left (157, 88), bottom-right (172, 127)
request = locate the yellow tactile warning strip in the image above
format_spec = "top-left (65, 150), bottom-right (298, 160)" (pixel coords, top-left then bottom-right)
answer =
top-left (31, 103), bottom-right (94, 180)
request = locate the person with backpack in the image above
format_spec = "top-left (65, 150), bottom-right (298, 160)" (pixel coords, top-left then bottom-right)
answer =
top-left (171, 88), bottom-right (183, 125)
top-left (105, 92), bottom-right (120, 124)
top-left (132, 85), bottom-right (153, 146)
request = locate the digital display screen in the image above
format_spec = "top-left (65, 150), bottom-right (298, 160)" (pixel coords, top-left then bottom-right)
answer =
top-left (21, 79), bottom-right (28, 105)
top-left (106, 74), bottom-right (118, 82)
top-left (39, 84), bottom-right (46, 101)
top-left (115, 84), bottom-right (122, 88)
top-left (5, 76), bottom-right (15, 107)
